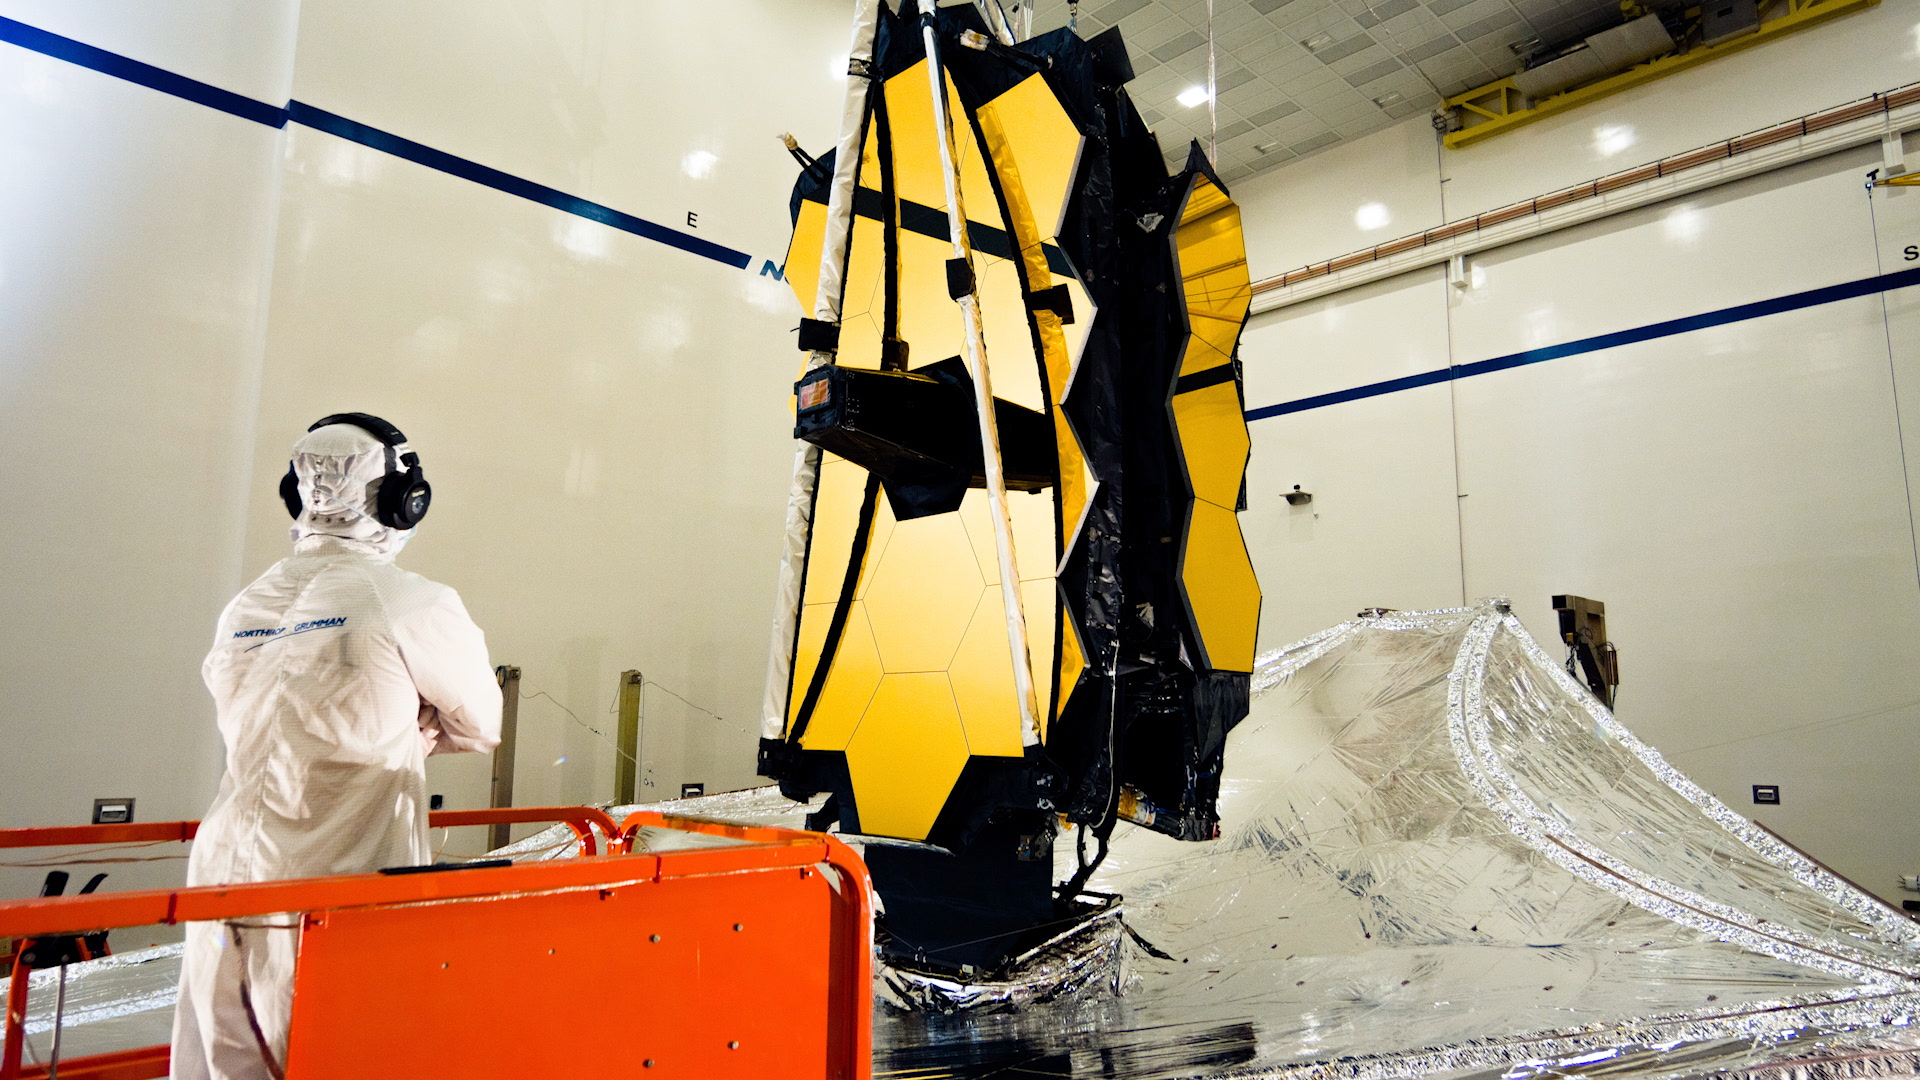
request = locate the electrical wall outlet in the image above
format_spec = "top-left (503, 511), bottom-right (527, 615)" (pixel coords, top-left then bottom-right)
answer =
top-left (1901, 875), bottom-right (1920, 892)
top-left (1751, 784), bottom-right (1780, 805)
top-left (680, 783), bottom-right (705, 799)
top-left (92, 798), bottom-right (134, 824)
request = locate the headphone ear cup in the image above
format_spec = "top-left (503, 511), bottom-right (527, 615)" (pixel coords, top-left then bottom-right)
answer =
top-left (377, 467), bottom-right (431, 530)
top-left (400, 476), bottom-right (432, 529)
top-left (280, 464), bottom-right (302, 519)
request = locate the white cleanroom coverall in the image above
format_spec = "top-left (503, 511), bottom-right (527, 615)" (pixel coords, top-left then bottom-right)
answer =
top-left (171, 423), bottom-right (502, 1080)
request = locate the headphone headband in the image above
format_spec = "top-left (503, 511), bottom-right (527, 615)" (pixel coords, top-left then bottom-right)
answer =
top-left (283, 412), bottom-right (432, 530)
top-left (309, 412), bottom-right (408, 448)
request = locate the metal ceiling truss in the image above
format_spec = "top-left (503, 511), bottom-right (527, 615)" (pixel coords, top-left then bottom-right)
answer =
top-left (1440, 0), bottom-right (1878, 149)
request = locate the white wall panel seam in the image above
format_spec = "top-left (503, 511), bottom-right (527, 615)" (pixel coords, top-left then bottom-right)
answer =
top-left (1865, 192), bottom-right (1920, 592)
top-left (1437, 130), bottom-right (1469, 609)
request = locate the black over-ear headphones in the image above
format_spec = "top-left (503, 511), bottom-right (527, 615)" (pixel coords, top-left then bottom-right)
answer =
top-left (279, 413), bottom-right (432, 530)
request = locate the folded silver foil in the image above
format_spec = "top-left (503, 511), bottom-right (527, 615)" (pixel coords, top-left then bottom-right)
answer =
top-left (867, 601), bottom-right (1920, 1078)
top-left (15, 602), bottom-right (1920, 1079)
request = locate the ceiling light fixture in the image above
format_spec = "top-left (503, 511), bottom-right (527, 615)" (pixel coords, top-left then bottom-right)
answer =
top-left (1254, 141), bottom-right (1280, 154)
top-left (1303, 33), bottom-right (1334, 51)
top-left (1372, 92), bottom-right (1402, 108)
top-left (1177, 85), bottom-right (1211, 108)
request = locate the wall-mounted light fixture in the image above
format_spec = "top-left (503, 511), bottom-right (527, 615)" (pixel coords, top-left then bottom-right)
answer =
top-left (1284, 485), bottom-right (1313, 506)
top-left (1449, 254), bottom-right (1472, 290)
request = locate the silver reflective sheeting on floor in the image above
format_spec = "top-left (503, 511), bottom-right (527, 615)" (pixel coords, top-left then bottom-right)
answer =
top-left (6, 945), bottom-right (181, 1065)
top-left (10, 602), bottom-right (1920, 1078)
top-left (864, 602), bottom-right (1920, 1079)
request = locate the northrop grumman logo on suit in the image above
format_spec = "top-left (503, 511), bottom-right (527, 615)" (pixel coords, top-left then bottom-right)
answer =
top-left (235, 616), bottom-right (348, 650)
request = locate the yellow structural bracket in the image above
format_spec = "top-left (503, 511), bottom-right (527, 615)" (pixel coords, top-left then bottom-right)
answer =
top-left (1442, 0), bottom-right (1878, 149)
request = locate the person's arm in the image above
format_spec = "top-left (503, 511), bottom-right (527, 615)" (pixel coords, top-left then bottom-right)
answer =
top-left (394, 587), bottom-right (502, 756)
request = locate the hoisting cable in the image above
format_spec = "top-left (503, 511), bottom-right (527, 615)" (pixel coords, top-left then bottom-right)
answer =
top-left (1207, 0), bottom-right (1218, 164)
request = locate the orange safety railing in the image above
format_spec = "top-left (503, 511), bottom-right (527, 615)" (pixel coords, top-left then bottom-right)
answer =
top-left (0, 809), bottom-right (872, 1080)
top-left (0, 805), bottom-right (624, 859)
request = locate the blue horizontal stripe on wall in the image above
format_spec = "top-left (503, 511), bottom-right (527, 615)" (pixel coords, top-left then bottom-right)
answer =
top-left (0, 16), bottom-right (751, 271)
top-left (1246, 265), bottom-right (1920, 422)
top-left (286, 104), bottom-right (753, 269)
top-left (15, 14), bottom-right (1918, 381)
top-left (0, 16), bottom-right (288, 127)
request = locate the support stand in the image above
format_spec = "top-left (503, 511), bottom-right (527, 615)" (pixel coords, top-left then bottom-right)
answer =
top-left (616, 670), bottom-right (643, 805)
top-left (488, 665), bottom-right (520, 850)
top-left (1552, 594), bottom-right (1620, 708)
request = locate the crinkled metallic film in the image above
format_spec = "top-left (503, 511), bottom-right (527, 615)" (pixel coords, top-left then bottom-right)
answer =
top-left (22, 605), bottom-right (1920, 1077)
top-left (863, 601), bottom-right (1920, 1077)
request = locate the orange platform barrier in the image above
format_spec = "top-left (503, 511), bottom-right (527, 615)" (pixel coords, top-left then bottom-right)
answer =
top-left (0, 807), bottom-right (872, 1079)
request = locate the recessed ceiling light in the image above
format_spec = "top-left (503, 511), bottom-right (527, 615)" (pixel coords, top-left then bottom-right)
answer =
top-left (1177, 85), bottom-right (1211, 108)
top-left (1254, 141), bottom-right (1281, 154)
top-left (1303, 33), bottom-right (1334, 51)
top-left (1372, 92), bottom-right (1403, 108)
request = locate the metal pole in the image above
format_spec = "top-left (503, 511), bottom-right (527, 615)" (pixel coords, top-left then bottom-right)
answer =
top-left (615, 670), bottom-right (643, 805)
top-left (917, 0), bottom-right (1042, 744)
top-left (46, 965), bottom-right (64, 1080)
top-left (488, 665), bottom-right (521, 850)
top-left (1207, 0), bottom-right (1218, 165)
top-left (762, 0), bottom-right (884, 745)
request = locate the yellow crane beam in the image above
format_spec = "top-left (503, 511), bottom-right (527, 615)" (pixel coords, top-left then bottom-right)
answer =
top-left (1442, 0), bottom-right (1877, 149)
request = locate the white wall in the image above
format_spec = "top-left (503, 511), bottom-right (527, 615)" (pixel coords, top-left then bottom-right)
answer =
top-left (1232, 2), bottom-right (1920, 902)
top-left (0, 0), bottom-right (848, 885)
top-left (0, 0), bottom-right (295, 905)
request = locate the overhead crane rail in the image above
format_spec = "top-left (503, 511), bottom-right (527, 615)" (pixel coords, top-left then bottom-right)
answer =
top-left (1439, 0), bottom-right (1877, 148)
top-left (0, 807), bottom-right (873, 1080)
top-left (1250, 80), bottom-right (1920, 300)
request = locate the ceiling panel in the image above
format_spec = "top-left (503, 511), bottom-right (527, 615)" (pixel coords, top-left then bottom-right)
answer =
top-left (1015, 0), bottom-right (1620, 182)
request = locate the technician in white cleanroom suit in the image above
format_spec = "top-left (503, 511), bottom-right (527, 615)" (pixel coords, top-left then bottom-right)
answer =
top-left (171, 415), bottom-right (502, 1080)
